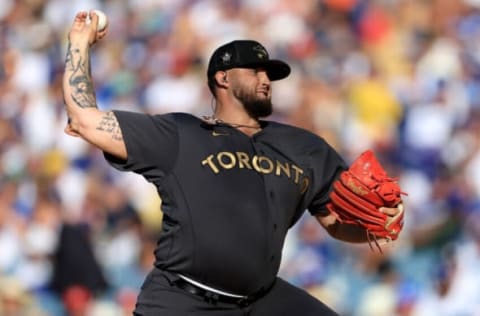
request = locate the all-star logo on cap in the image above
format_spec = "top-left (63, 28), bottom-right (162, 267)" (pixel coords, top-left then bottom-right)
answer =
top-left (221, 51), bottom-right (232, 65)
top-left (253, 45), bottom-right (268, 60)
top-left (207, 40), bottom-right (291, 81)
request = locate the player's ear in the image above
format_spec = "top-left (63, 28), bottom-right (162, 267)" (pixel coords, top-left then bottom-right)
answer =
top-left (214, 71), bottom-right (228, 88)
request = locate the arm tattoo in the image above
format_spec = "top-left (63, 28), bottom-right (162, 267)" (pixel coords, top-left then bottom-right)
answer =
top-left (65, 42), bottom-right (97, 109)
top-left (65, 42), bottom-right (74, 71)
top-left (96, 111), bottom-right (123, 141)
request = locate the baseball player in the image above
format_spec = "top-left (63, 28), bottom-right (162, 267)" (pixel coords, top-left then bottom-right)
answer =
top-left (63, 11), bottom-right (405, 316)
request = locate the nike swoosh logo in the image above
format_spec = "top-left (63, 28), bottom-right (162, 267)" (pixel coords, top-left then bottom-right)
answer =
top-left (212, 131), bottom-right (230, 136)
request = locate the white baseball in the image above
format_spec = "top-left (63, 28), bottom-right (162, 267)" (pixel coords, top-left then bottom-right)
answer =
top-left (87, 9), bottom-right (107, 31)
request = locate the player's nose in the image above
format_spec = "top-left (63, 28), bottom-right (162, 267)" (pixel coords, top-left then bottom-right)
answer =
top-left (258, 70), bottom-right (271, 85)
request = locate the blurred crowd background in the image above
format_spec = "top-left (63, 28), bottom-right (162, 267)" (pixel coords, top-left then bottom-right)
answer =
top-left (1, 0), bottom-right (480, 315)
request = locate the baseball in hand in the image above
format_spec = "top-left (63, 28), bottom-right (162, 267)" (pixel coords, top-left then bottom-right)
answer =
top-left (87, 9), bottom-right (107, 31)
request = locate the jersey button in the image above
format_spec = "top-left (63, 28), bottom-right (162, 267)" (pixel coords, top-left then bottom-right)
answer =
top-left (273, 224), bottom-right (277, 231)
top-left (270, 255), bottom-right (275, 262)
top-left (269, 191), bottom-right (274, 198)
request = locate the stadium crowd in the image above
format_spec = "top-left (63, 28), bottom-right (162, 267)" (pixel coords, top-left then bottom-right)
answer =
top-left (1, 0), bottom-right (480, 315)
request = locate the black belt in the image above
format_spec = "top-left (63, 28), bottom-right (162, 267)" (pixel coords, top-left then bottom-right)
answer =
top-left (173, 278), bottom-right (256, 307)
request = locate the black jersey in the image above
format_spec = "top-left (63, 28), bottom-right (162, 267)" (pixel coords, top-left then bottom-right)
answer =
top-left (105, 111), bottom-right (346, 295)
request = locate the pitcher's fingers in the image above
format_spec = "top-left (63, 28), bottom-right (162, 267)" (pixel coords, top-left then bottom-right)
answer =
top-left (71, 11), bottom-right (88, 30)
top-left (88, 11), bottom-right (99, 32)
top-left (74, 11), bottom-right (88, 23)
top-left (97, 25), bottom-right (109, 39)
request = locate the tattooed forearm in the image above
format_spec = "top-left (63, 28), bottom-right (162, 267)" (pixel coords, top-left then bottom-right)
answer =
top-left (65, 42), bottom-right (97, 109)
top-left (96, 111), bottom-right (123, 141)
top-left (65, 42), bottom-right (74, 71)
top-left (71, 76), bottom-right (97, 107)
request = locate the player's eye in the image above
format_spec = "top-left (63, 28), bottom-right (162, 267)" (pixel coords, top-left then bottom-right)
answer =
top-left (245, 68), bottom-right (259, 74)
top-left (254, 68), bottom-right (267, 75)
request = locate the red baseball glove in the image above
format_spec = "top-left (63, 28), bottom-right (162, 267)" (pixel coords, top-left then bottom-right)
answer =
top-left (327, 150), bottom-right (407, 252)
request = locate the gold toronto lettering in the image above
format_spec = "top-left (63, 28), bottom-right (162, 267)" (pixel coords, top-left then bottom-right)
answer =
top-left (201, 151), bottom-right (309, 191)
top-left (217, 152), bottom-right (236, 169)
top-left (276, 161), bottom-right (291, 178)
top-left (201, 154), bottom-right (219, 174)
top-left (256, 156), bottom-right (274, 174)
top-left (291, 165), bottom-right (303, 184)
top-left (236, 152), bottom-right (252, 169)
top-left (300, 178), bottom-right (310, 194)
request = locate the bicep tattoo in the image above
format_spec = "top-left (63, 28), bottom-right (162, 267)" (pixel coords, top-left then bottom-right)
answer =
top-left (96, 111), bottom-right (123, 141)
top-left (65, 42), bottom-right (97, 109)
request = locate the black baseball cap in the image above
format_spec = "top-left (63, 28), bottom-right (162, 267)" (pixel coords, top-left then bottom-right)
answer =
top-left (207, 40), bottom-right (291, 81)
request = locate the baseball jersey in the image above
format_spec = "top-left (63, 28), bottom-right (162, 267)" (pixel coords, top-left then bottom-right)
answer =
top-left (104, 111), bottom-right (347, 295)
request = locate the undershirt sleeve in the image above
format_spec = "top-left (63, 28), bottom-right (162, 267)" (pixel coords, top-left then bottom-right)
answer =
top-left (103, 110), bottom-right (179, 183)
top-left (305, 142), bottom-right (347, 217)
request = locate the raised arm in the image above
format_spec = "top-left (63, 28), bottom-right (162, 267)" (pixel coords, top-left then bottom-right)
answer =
top-left (63, 11), bottom-right (126, 160)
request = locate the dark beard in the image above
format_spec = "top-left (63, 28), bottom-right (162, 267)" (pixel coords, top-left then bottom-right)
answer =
top-left (235, 89), bottom-right (272, 119)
